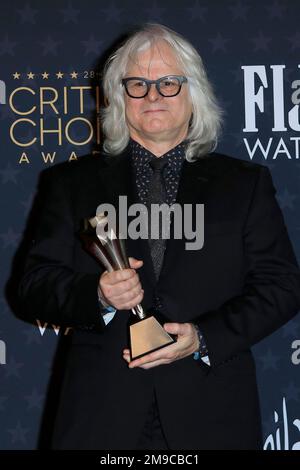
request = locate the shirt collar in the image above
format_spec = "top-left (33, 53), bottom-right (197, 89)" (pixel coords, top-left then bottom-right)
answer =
top-left (130, 138), bottom-right (187, 173)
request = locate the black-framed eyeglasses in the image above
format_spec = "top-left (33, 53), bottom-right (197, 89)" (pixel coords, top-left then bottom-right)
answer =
top-left (122, 75), bottom-right (188, 98)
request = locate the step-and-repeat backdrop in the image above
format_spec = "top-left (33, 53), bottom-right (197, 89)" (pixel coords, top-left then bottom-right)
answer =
top-left (0, 0), bottom-right (300, 450)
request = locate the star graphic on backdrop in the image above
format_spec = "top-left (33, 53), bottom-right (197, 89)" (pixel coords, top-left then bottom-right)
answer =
top-left (100, 2), bottom-right (123, 22)
top-left (277, 188), bottom-right (297, 211)
top-left (70, 71), bottom-right (78, 79)
top-left (13, 72), bottom-right (20, 79)
top-left (81, 35), bottom-right (103, 55)
top-left (0, 227), bottom-right (22, 249)
top-left (266, 0), bottom-right (286, 19)
top-left (145, 2), bottom-right (166, 23)
top-left (24, 388), bottom-right (44, 410)
top-left (56, 71), bottom-right (64, 79)
top-left (22, 325), bottom-right (42, 345)
top-left (60, 2), bottom-right (80, 24)
top-left (282, 381), bottom-right (300, 402)
top-left (41, 36), bottom-right (61, 56)
top-left (258, 348), bottom-right (281, 371)
top-left (0, 163), bottom-right (21, 184)
top-left (7, 421), bottom-right (29, 444)
top-left (0, 35), bottom-right (17, 55)
top-left (145, 2), bottom-right (166, 22)
top-left (0, 396), bottom-right (8, 411)
top-left (250, 31), bottom-right (272, 52)
top-left (16, 3), bottom-right (38, 24)
top-left (208, 32), bottom-right (230, 52)
top-left (282, 318), bottom-right (300, 338)
top-left (59, 64), bottom-right (79, 85)
top-left (20, 66), bottom-right (37, 86)
top-left (287, 32), bottom-right (300, 51)
top-left (186, 1), bottom-right (207, 21)
top-left (41, 71), bottom-right (49, 79)
top-left (21, 192), bottom-right (35, 216)
top-left (4, 356), bottom-right (24, 378)
top-left (229, 1), bottom-right (250, 20)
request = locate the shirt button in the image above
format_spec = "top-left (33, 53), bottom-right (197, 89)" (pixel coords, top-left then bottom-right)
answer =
top-left (155, 296), bottom-right (163, 310)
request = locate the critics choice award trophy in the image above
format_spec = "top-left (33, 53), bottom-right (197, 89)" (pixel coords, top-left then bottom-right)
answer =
top-left (80, 213), bottom-right (176, 360)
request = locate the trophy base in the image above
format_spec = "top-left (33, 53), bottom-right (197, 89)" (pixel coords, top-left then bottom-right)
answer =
top-left (129, 315), bottom-right (176, 361)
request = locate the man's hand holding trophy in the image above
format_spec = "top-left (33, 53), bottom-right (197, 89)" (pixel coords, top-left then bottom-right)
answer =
top-left (80, 212), bottom-right (176, 361)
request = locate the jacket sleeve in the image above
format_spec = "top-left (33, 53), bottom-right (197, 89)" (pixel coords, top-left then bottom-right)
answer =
top-left (193, 166), bottom-right (300, 367)
top-left (18, 167), bottom-right (106, 330)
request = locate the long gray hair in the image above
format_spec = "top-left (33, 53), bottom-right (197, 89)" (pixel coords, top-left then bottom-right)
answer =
top-left (102, 24), bottom-right (223, 161)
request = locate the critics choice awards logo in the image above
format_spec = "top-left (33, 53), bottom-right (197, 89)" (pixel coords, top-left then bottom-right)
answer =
top-left (1, 66), bottom-right (300, 163)
top-left (1, 70), bottom-right (101, 164)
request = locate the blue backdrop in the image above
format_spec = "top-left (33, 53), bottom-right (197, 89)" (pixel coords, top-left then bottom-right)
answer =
top-left (0, 0), bottom-right (300, 450)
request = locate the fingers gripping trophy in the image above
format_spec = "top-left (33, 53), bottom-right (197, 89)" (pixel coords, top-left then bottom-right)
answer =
top-left (80, 212), bottom-right (176, 361)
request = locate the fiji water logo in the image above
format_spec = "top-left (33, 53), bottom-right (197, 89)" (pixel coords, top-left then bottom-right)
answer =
top-left (242, 65), bottom-right (300, 133)
top-left (242, 65), bottom-right (300, 160)
top-left (264, 397), bottom-right (300, 450)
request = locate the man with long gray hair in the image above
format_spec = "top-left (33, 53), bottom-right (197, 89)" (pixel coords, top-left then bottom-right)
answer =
top-left (19, 24), bottom-right (300, 450)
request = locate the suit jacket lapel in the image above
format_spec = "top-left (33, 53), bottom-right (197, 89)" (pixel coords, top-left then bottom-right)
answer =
top-left (96, 150), bottom-right (231, 289)
top-left (175, 156), bottom-right (216, 205)
top-left (97, 148), bottom-right (135, 209)
top-left (159, 155), bottom-right (219, 280)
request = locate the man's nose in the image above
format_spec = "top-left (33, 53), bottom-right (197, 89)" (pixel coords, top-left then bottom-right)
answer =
top-left (146, 83), bottom-right (162, 101)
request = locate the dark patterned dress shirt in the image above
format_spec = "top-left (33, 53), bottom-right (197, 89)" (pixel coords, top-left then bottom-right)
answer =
top-left (130, 138), bottom-right (209, 361)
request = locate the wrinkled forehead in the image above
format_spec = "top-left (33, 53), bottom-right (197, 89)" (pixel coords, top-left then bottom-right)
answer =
top-left (126, 40), bottom-right (183, 76)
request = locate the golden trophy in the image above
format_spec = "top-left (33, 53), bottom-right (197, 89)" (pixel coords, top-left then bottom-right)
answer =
top-left (80, 213), bottom-right (176, 360)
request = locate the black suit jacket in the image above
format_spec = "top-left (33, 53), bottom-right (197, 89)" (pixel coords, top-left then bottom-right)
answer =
top-left (18, 149), bottom-right (300, 450)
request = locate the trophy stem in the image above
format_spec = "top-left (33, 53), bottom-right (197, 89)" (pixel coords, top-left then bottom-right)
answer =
top-left (81, 215), bottom-right (177, 362)
top-left (132, 304), bottom-right (146, 320)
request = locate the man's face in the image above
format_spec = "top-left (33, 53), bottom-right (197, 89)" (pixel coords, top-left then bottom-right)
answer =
top-left (123, 42), bottom-right (193, 145)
